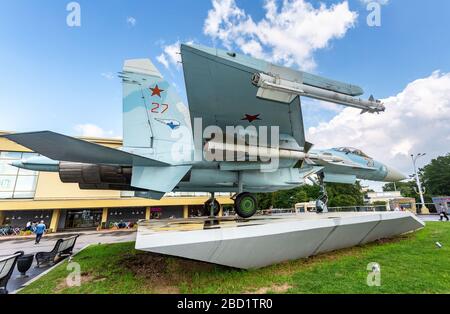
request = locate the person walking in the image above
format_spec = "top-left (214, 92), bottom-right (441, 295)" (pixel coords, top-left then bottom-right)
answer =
top-left (31, 221), bottom-right (37, 233)
top-left (34, 220), bottom-right (46, 244)
top-left (439, 204), bottom-right (449, 221)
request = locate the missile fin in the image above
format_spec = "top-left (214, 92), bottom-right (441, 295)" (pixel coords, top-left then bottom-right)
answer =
top-left (304, 141), bottom-right (314, 153)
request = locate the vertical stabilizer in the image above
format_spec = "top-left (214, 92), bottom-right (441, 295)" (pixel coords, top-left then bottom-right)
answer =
top-left (121, 59), bottom-right (193, 164)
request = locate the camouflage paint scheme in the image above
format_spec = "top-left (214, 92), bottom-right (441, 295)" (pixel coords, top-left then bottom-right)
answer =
top-left (3, 44), bottom-right (405, 199)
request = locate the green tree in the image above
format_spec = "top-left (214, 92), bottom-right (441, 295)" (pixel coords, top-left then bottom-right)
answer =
top-left (383, 181), bottom-right (418, 200)
top-left (329, 194), bottom-right (358, 207)
top-left (422, 154), bottom-right (450, 196)
top-left (272, 189), bottom-right (296, 208)
top-left (291, 190), bottom-right (307, 203)
top-left (256, 193), bottom-right (274, 210)
top-left (255, 182), bottom-right (364, 209)
top-left (326, 182), bottom-right (364, 207)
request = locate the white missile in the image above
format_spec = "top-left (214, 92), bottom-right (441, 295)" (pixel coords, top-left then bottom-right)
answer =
top-left (205, 141), bottom-right (343, 163)
top-left (11, 156), bottom-right (59, 172)
top-left (252, 73), bottom-right (385, 114)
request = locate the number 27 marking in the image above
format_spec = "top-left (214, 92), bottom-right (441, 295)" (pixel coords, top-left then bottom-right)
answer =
top-left (151, 103), bottom-right (169, 114)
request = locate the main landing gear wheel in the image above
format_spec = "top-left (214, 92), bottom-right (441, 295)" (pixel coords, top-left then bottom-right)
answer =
top-left (234, 192), bottom-right (258, 218)
top-left (203, 199), bottom-right (220, 217)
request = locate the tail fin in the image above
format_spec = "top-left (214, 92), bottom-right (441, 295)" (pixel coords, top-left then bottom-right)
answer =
top-left (121, 59), bottom-right (193, 164)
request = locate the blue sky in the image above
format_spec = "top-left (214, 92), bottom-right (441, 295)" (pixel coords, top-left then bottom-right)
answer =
top-left (1, 0), bottom-right (450, 178)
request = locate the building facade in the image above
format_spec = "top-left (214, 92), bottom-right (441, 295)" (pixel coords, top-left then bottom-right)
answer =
top-left (0, 132), bottom-right (233, 232)
top-left (365, 191), bottom-right (417, 213)
top-left (432, 197), bottom-right (450, 212)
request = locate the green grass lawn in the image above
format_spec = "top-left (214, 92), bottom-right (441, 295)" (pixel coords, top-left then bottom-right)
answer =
top-left (20, 222), bottom-right (450, 294)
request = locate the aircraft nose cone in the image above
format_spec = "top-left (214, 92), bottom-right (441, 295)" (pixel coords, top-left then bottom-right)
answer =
top-left (384, 166), bottom-right (407, 182)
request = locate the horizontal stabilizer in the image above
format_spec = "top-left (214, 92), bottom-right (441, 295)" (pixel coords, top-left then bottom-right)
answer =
top-left (131, 165), bottom-right (191, 194)
top-left (2, 131), bottom-right (168, 167)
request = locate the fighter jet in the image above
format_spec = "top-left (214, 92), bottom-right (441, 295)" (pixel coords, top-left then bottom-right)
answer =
top-left (3, 43), bottom-right (405, 218)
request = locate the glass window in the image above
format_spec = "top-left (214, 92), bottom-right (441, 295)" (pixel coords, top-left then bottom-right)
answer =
top-left (15, 176), bottom-right (38, 192)
top-left (22, 153), bottom-right (39, 158)
top-left (0, 151), bottom-right (39, 199)
top-left (18, 168), bottom-right (37, 176)
top-left (335, 147), bottom-right (371, 159)
top-left (120, 191), bottom-right (134, 198)
top-left (0, 192), bottom-right (13, 199)
top-left (0, 161), bottom-right (19, 175)
top-left (0, 176), bottom-right (16, 191)
top-left (13, 191), bottom-right (36, 199)
top-left (0, 152), bottom-right (22, 160)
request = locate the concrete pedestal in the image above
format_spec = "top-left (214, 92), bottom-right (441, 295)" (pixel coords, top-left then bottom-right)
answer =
top-left (136, 212), bottom-right (424, 269)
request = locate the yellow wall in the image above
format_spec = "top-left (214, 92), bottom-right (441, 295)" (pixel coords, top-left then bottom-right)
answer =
top-left (0, 196), bottom-right (233, 211)
top-left (34, 172), bottom-right (121, 200)
top-left (49, 209), bottom-right (61, 232)
top-left (0, 132), bottom-right (121, 152)
top-left (0, 136), bottom-right (31, 153)
top-left (101, 208), bottom-right (109, 224)
top-left (78, 137), bottom-right (122, 149)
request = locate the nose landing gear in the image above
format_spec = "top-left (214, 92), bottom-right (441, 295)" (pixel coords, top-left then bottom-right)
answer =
top-left (315, 174), bottom-right (329, 213)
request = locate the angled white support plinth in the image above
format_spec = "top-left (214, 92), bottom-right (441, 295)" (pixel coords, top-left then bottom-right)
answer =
top-left (135, 212), bottom-right (424, 269)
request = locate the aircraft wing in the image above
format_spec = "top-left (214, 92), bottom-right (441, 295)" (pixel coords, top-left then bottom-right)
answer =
top-left (2, 131), bottom-right (168, 167)
top-left (181, 44), bottom-right (306, 147)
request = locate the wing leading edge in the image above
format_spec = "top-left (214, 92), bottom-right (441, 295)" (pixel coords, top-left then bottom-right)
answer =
top-left (1, 131), bottom-right (168, 167)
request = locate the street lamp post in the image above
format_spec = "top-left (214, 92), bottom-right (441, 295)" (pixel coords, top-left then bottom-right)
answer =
top-left (411, 153), bottom-right (428, 214)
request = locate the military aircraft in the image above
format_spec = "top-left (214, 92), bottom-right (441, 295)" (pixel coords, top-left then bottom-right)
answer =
top-left (3, 43), bottom-right (405, 218)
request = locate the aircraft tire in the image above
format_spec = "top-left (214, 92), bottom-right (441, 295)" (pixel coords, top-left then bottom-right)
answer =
top-left (235, 193), bottom-right (258, 218)
top-left (203, 199), bottom-right (221, 216)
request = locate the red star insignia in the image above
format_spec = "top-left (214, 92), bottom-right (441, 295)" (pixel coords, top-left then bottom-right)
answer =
top-left (242, 114), bottom-right (261, 123)
top-left (150, 85), bottom-right (164, 97)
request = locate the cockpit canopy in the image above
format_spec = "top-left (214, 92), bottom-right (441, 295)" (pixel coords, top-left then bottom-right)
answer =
top-left (335, 147), bottom-right (372, 159)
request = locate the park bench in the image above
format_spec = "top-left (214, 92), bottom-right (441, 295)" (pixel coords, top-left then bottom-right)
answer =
top-left (0, 227), bottom-right (8, 236)
top-left (0, 226), bottom-right (21, 236)
top-left (0, 251), bottom-right (24, 294)
top-left (35, 235), bottom-right (79, 267)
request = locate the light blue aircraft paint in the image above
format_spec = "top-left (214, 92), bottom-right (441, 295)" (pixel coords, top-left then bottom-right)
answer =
top-left (2, 44), bottom-right (403, 218)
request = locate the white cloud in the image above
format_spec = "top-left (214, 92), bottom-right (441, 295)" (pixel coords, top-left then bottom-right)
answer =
top-left (156, 41), bottom-right (182, 70)
top-left (101, 72), bottom-right (114, 80)
top-left (203, 0), bottom-right (358, 71)
top-left (74, 124), bottom-right (115, 138)
top-left (127, 16), bottom-right (137, 27)
top-left (360, 0), bottom-right (389, 5)
top-left (307, 71), bottom-right (450, 176)
top-left (156, 53), bottom-right (169, 69)
top-left (312, 99), bottom-right (343, 113)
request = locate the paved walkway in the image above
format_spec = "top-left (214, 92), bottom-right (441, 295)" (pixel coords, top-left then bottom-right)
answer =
top-left (0, 230), bottom-right (136, 293)
top-left (417, 214), bottom-right (448, 222)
